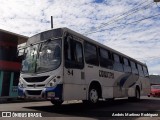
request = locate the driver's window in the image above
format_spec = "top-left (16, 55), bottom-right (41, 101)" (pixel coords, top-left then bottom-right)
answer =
top-left (65, 36), bottom-right (84, 69)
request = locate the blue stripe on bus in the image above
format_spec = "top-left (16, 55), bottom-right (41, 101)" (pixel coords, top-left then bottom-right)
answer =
top-left (129, 82), bottom-right (136, 88)
top-left (119, 75), bottom-right (130, 87)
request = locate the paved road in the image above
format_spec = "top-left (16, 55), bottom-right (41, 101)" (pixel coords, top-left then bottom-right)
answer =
top-left (0, 96), bottom-right (160, 120)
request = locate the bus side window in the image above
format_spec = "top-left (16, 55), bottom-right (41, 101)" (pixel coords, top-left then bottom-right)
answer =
top-left (124, 58), bottom-right (129, 66)
top-left (138, 64), bottom-right (144, 77)
top-left (84, 42), bottom-right (99, 66)
top-left (64, 37), bottom-right (84, 69)
top-left (99, 48), bottom-right (113, 69)
top-left (143, 66), bottom-right (149, 77)
top-left (123, 58), bottom-right (131, 73)
top-left (113, 53), bottom-right (123, 72)
top-left (131, 61), bottom-right (138, 75)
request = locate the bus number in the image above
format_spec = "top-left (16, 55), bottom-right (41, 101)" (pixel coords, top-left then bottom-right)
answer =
top-left (68, 69), bottom-right (73, 76)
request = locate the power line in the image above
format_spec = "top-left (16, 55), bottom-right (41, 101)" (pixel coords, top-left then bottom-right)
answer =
top-left (85, 1), bottom-right (153, 35)
top-left (109, 28), bottom-right (159, 44)
top-left (99, 1), bottom-right (152, 28)
top-left (100, 0), bottom-right (149, 25)
top-left (84, 12), bottom-right (160, 35)
top-left (107, 2), bottom-right (156, 43)
top-left (115, 1), bottom-right (149, 17)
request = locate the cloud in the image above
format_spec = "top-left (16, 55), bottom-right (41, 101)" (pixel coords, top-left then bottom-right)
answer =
top-left (0, 0), bottom-right (159, 74)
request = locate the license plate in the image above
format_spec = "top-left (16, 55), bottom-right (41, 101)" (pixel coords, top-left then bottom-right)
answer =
top-left (48, 92), bottom-right (55, 97)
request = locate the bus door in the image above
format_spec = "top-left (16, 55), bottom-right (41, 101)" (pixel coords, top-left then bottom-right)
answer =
top-left (84, 41), bottom-right (100, 93)
top-left (63, 36), bottom-right (86, 100)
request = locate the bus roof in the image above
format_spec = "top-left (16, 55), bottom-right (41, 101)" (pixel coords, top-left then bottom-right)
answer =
top-left (28, 27), bottom-right (147, 66)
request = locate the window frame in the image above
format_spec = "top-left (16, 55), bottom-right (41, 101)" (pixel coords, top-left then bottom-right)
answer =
top-left (64, 36), bottom-right (84, 69)
top-left (113, 53), bottom-right (121, 63)
top-left (99, 47), bottom-right (113, 69)
top-left (123, 57), bottom-right (132, 73)
top-left (113, 53), bottom-right (124, 72)
top-left (123, 58), bottom-right (130, 66)
top-left (137, 64), bottom-right (144, 77)
top-left (130, 60), bottom-right (139, 75)
top-left (143, 66), bottom-right (149, 77)
top-left (84, 41), bottom-right (99, 66)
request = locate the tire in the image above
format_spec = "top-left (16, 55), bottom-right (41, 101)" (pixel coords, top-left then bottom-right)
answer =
top-left (88, 87), bottom-right (99, 104)
top-left (51, 100), bottom-right (63, 106)
top-left (134, 88), bottom-right (140, 101)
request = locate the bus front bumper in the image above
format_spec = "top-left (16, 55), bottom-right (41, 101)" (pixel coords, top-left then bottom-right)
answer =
top-left (18, 84), bottom-right (63, 100)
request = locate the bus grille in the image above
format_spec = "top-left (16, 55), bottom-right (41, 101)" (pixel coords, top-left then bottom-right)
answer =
top-left (27, 84), bottom-right (45, 87)
top-left (26, 90), bottom-right (42, 95)
top-left (23, 76), bottom-right (49, 83)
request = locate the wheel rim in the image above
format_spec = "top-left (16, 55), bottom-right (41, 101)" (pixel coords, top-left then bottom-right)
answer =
top-left (89, 89), bottom-right (98, 103)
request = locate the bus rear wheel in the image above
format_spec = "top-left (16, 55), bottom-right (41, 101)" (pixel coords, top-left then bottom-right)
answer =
top-left (128, 88), bottom-right (140, 101)
top-left (51, 99), bottom-right (63, 106)
top-left (134, 88), bottom-right (140, 101)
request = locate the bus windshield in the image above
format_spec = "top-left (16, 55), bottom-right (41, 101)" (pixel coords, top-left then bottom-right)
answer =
top-left (22, 39), bottom-right (61, 73)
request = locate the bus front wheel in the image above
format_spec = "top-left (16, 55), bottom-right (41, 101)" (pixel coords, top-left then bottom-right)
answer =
top-left (88, 87), bottom-right (99, 104)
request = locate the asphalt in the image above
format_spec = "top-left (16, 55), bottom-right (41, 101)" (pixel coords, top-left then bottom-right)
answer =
top-left (0, 96), bottom-right (160, 120)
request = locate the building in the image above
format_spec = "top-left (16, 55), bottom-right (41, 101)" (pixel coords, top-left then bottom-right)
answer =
top-left (149, 75), bottom-right (160, 85)
top-left (0, 29), bottom-right (28, 98)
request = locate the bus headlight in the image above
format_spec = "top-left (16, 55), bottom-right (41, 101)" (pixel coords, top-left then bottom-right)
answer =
top-left (46, 79), bottom-right (56, 87)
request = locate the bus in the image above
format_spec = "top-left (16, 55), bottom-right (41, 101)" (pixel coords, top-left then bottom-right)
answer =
top-left (18, 28), bottom-right (150, 105)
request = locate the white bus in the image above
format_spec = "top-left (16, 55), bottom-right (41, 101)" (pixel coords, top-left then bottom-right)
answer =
top-left (18, 28), bottom-right (150, 105)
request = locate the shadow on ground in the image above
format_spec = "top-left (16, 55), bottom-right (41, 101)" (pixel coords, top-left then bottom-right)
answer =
top-left (0, 98), bottom-right (45, 104)
top-left (23, 98), bottom-right (160, 119)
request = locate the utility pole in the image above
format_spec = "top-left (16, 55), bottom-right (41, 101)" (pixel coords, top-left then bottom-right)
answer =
top-left (51, 16), bottom-right (53, 29)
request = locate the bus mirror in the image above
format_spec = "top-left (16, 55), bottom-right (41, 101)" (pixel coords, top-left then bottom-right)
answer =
top-left (17, 50), bottom-right (19, 56)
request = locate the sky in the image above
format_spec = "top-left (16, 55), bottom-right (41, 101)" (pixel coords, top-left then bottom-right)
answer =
top-left (0, 0), bottom-right (160, 75)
